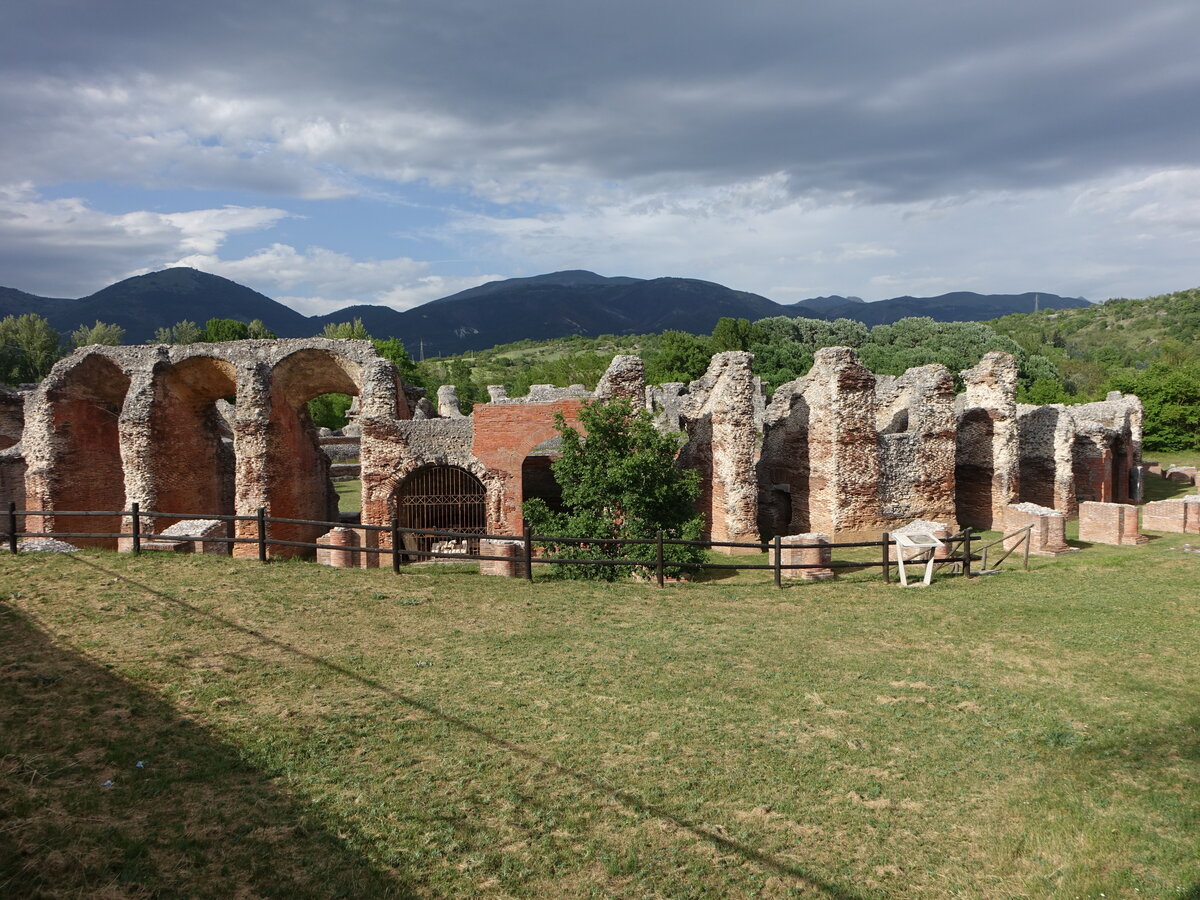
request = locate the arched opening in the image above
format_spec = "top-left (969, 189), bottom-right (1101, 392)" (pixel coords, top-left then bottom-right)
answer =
top-left (146, 357), bottom-right (237, 535)
top-left (521, 438), bottom-right (563, 512)
top-left (44, 355), bottom-right (131, 547)
top-left (265, 350), bottom-right (363, 556)
top-left (393, 465), bottom-right (486, 559)
top-left (955, 408), bottom-right (996, 529)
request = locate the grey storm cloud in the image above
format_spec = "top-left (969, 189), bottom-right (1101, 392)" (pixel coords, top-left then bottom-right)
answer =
top-left (4, 0), bottom-right (1200, 203)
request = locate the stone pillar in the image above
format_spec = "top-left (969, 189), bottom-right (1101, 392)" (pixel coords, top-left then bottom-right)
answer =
top-left (593, 356), bottom-right (647, 406)
top-left (316, 527), bottom-right (360, 567)
top-left (1078, 501), bottom-right (1147, 546)
top-left (678, 352), bottom-right (763, 551)
top-left (801, 347), bottom-right (881, 538)
top-left (479, 538), bottom-right (528, 577)
top-left (1003, 502), bottom-right (1072, 555)
top-left (772, 532), bottom-right (834, 580)
top-left (436, 385), bottom-right (465, 418)
top-left (956, 352), bottom-right (1019, 530)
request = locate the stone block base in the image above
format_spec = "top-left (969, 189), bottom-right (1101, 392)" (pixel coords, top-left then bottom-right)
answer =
top-left (1078, 501), bottom-right (1148, 546)
top-left (1165, 466), bottom-right (1198, 484)
top-left (1003, 503), bottom-right (1074, 555)
top-left (480, 539), bottom-right (528, 577)
top-left (140, 539), bottom-right (192, 553)
top-left (316, 527), bottom-right (382, 568)
top-left (771, 532), bottom-right (834, 580)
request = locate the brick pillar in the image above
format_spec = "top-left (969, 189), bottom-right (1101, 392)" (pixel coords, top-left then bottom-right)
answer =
top-left (316, 527), bottom-right (360, 567)
top-left (1003, 503), bottom-right (1072, 555)
top-left (479, 539), bottom-right (528, 578)
top-left (1078, 501), bottom-right (1148, 546)
top-left (773, 532), bottom-right (834, 580)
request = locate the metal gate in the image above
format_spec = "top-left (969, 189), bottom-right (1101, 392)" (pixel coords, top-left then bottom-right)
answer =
top-left (394, 465), bottom-right (486, 556)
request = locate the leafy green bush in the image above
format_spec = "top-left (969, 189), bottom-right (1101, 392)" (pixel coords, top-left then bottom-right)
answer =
top-left (522, 399), bottom-right (706, 580)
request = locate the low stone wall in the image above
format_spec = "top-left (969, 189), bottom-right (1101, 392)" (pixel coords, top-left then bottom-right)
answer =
top-left (1003, 502), bottom-right (1073, 556)
top-left (479, 539), bottom-right (527, 578)
top-left (1078, 501), bottom-right (1147, 546)
top-left (770, 532), bottom-right (834, 580)
top-left (1141, 497), bottom-right (1200, 534)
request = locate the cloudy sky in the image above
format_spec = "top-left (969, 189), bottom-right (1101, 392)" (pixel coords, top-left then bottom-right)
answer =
top-left (3, 1), bottom-right (1199, 314)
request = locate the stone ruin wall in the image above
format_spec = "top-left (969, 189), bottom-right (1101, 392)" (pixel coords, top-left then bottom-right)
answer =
top-left (9, 339), bottom-right (1144, 553)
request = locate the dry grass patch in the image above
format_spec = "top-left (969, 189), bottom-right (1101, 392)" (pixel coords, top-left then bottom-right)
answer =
top-left (2, 535), bottom-right (1198, 898)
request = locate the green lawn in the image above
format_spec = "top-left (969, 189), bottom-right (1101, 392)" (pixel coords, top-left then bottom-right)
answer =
top-left (2, 529), bottom-right (1198, 898)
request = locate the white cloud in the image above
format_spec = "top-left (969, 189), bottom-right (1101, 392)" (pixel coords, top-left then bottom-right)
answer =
top-left (0, 184), bottom-right (288, 296)
top-left (170, 244), bottom-right (504, 313)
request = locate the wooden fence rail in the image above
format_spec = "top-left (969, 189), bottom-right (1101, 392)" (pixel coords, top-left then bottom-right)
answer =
top-left (3, 502), bottom-right (1009, 587)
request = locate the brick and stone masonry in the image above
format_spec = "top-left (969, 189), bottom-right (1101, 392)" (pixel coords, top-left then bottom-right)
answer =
top-left (770, 533), bottom-right (835, 580)
top-left (1002, 502), bottom-right (1073, 555)
top-left (13, 341), bottom-right (1146, 558)
top-left (1078, 500), bottom-right (1148, 546)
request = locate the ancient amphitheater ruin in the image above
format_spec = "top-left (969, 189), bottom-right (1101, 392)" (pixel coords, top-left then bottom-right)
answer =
top-left (0, 339), bottom-right (1151, 560)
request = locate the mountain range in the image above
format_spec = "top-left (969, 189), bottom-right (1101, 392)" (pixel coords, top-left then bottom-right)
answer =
top-left (0, 268), bottom-right (1090, 356)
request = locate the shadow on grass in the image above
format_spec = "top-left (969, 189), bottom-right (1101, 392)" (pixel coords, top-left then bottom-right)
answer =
top-left (0, 603), bottom-right (415, 899)
top-left (57, 553), bottom-right (873, 900)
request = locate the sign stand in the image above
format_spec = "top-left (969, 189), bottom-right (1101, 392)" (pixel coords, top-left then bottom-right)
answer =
top-left (893, 532), bottom-right (944, 587)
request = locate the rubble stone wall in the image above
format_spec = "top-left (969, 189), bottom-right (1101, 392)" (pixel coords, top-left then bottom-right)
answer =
top-left (16, 342), bottom-right (1145, 555)
top-left (954, 352), bottom-right (1020, 529)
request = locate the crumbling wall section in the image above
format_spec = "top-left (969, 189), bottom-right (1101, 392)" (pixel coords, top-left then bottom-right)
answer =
top-left (1066, 392), bottom-right (1141, 505)
top-left (1016, 404), bottom-right (1077, 514)
top-left (593, 355), bottom-right (647, 406)
top-left (955, 352), bottom-right (1019, 529)
top-left (470, 398), bottom-right (586, 534)
top-left (874, 364), bottom-right (958, 527)
top-left (678, 352), bottom-right (762, 547)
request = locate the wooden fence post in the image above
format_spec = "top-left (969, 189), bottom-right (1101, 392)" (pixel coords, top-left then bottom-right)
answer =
top-left (656, 530), bottom-right (664, 588)
top-left (962, 528), bottom-right (972, 578)
top-left (131, 502), bottom-right (141, 555)
top-left (1023, 525), bottom-right (1031, 570)
top-left (523, 523), bottom-right (533, 582)
top-left (8, 501), bottom-right (17, 554)
top-left (774, 534), bottom-right (782, 588)
top-left (257, 507), bottom-right (268, 563)
top-left (391, 517), bottom-right (401, 574)
top-left (881, 532), bottom-right (890, 584)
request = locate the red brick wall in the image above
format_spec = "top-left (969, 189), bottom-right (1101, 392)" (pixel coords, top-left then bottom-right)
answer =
top-left (472, 400), bottom-right (584, 534)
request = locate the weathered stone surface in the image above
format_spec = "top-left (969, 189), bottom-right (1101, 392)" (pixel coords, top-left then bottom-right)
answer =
top-left (18, 340), bottom-right (1145, 564)
top-left (158, 518), bottom-right (230, 555)
top-left (479, 538), bottom-right (528, 577)
top-left (1016, 404), bottom-right (1077, 514)
top-left (0, 387), bottom-right (26, 450)
top-left (678, 352), bottom-right (762, 550)
top-left (593, 355), bottom-right (646, 405)
top-left (955, 352), bottom-right (1019, 530)
top-left (771, 532), bottom-right (834, 580)
top-left (1166, 466), bottom-right (1198, 484)
top-left (437, 384), bottom-right (465, 418)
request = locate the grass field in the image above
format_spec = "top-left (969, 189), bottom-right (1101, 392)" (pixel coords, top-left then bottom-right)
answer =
top-left (2, 516), bottom-right (1198, 897)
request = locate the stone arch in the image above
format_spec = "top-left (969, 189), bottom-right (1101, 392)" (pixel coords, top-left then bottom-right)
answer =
top-left (955, 407), bottom-right (997, 529)
top-left (259, 348), bottom-right (365, 556)
top-left (391, 464), bottom-right (487, 557)
top-left (145, 356), bottom-right (238, 530)
top-left (34, 353), bottom-right (132, 547)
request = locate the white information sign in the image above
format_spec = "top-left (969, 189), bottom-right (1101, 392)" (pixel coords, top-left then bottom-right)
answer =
top-left (893, 532), bottom-right (944, 587)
